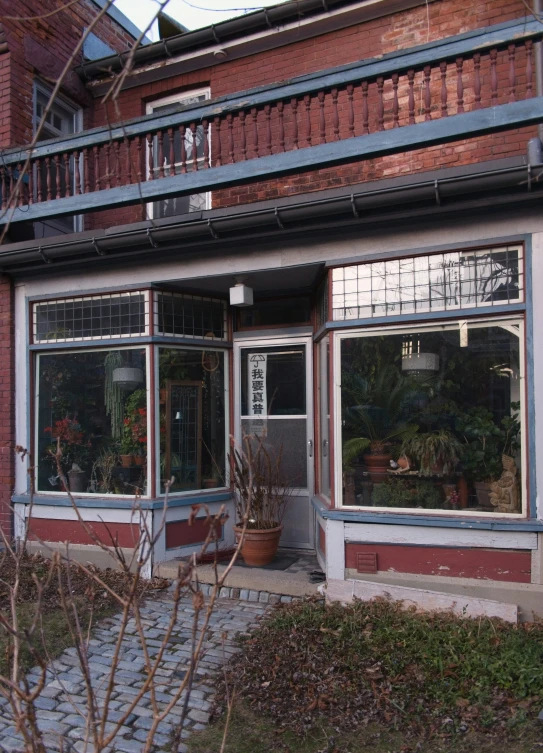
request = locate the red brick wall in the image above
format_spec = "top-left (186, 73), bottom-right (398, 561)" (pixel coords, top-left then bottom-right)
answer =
top-left (85, 0), bottom-right (533, 229)
top-left (0, 277), bottom-right (14, 538)
top-left (0, 1), bottom-right (136, 537)
top-left (0, 0), bottom-right (137, 149)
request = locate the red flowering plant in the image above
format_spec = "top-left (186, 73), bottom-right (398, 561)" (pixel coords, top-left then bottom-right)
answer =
top-left (44, 416), bottom-right (92, 470)
top-left (121, 390), bottom-right (147, 457)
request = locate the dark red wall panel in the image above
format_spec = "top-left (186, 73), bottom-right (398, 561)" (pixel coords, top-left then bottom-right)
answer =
top-left (166, 517), bottom-right (222, 549)
top-left (28, 518), bottom-right (140, 548)
top-left (345, 543), bottom-right (531, 583)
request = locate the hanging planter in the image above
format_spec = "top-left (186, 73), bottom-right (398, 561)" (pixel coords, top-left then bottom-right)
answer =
top-left (113, 367), bottom-right (144, 391)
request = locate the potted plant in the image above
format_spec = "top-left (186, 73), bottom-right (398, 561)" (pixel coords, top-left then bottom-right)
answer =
top-left (122, 389), bottom-right (147, 466)
top-left (45, 416), bottom-right (91, 492)
top-left (456, 403), bottom-right (520, 507)
top-left (400, 429), bottom-right (461, 477)
top-left (343, 366), bottom-right (418, 483)
top-left (231, 437), bottom-right (292, 566)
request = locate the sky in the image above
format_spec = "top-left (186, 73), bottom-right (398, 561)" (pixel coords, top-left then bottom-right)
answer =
top-left (114, 0), bottom-right (288, 38)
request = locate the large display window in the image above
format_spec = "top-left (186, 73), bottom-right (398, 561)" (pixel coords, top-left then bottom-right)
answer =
top-left (337, 318), bottom-right (525, 515)
top-left (36, 347), bottom-right (148, 496)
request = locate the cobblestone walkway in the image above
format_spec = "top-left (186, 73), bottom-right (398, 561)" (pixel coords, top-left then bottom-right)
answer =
top-left (0, 591), bottom-right (279, 753)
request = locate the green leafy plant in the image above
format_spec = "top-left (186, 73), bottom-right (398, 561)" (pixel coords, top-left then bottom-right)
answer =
top-left (343, 365), bottom-right (418, 460)
top-left (121, 389), bottom-right (147, 456)
top-left (371, 477), bottom-right (442, 509)
top-left (456, 403), bottom-right (521, 482)
top-left (400, 429), bottom-right (462, 477)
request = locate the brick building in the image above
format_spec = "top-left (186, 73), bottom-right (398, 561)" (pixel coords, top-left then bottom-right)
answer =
top-left (1, 0), bottom-right (543, 619)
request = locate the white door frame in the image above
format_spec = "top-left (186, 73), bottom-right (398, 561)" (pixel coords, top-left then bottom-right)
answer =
top-left (233, 333), bottom-right (315, 548)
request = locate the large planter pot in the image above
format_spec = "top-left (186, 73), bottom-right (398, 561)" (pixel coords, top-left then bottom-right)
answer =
top-left (474, 481), bottom-right (492, 508)
top-left (233, 524), bottom-right (283, 567)
top-left (363, 453), bottom-right (392, 483)
top-left (68, 469), bottom-right (87, 493)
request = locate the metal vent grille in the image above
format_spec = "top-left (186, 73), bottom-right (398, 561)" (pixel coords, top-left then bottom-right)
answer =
top-left (155, 292), bottom-right (227, 340)
top-left (33, 291), bottom-right (148, 343)
top-left (332, 245), bottom-right (523, 321)
top-left (356, 552), bottom-right (378, 574)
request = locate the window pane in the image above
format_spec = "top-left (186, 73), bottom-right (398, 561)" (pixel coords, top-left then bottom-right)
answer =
top-left (37, 349), bottom-right (147, 495)
top-left (159, 348), bottom-right (226, 494)
top-left (331, 246), bottom-right (523, 320)
top-left (340, 321), bottom-right (523, 514)
top-left (156, 292), bottom-right (226, 340)
top-left (34, 292), bottom-right (148, 342)
top-left (241, 346), bottom-right (306, 416)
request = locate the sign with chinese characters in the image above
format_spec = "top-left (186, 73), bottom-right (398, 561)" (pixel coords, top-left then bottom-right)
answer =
top-left (248, 353), bottom-right (267, 417)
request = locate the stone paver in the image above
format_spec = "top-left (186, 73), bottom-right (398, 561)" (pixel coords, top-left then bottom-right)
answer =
top-left (0, 591), bottom-right (275, 753)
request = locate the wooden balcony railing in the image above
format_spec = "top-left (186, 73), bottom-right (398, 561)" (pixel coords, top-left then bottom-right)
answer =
top-left (2, 16), bottom-right (543, 226)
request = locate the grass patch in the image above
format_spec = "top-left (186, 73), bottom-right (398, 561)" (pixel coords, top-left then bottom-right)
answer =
top-left (188, 704), bottom-right (542, 752)
top-left (0, 553), bottom-right (168, 674)
top-left (207, 599), bottom-right (543, 748)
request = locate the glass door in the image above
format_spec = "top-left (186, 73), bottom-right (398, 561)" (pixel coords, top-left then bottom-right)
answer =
top-left (235, 336), bottom-right (314, 549)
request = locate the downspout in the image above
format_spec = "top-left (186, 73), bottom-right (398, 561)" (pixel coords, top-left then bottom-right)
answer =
top-left (533, 0), bottom-right (543, 147)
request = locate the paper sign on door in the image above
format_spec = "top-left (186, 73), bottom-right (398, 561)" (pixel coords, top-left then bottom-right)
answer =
top-left (247, 353), bottom-right (267, 437)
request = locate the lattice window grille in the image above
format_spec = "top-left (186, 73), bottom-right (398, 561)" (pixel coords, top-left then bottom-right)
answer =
top-left (33, 291), bottom-right (149, 343)
top-left (155, 291), bottom-right (227, 341)
top-left (331, 245), bottom-right (523, 321)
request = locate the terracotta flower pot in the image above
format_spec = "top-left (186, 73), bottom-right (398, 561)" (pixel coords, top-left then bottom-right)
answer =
top-left (363, 453), bottom-right (392, 483)
top-left (133, 455), bottom-right (145, 467)
top-left (233, 524), bottom-right (283, 567)
top-left (119, 454), bottom-right (133, 468)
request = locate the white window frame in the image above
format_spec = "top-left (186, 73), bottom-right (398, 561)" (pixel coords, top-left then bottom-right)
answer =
top-left (35, 345), bottom-right (152, 499)
top-left (33, 81), bottom-right (83, 233)
top-left (146, 88), bottom-right (212, 220)
top-left (333, 315), bottom-right (527, 518)
top-left (155, 344), bottom-right (230, 498)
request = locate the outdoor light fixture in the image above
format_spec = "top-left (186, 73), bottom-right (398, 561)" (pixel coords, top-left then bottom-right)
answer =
top-left (229, 278), bottom-right (253, 307)
top-left (112, 367), bottom-right (144, 390)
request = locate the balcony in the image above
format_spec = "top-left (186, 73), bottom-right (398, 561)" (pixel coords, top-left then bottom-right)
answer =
top-left (1, 16), bottom-right (543, 228)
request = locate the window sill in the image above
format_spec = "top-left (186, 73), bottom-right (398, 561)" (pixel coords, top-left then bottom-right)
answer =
top-left (310, 498), bottom-right (543, 531)
top-left (12, 490), bottom-right (234, 510)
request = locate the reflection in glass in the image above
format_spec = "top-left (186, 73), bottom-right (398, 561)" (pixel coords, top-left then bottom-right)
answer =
top-left (340, 321), bottom-right (523, 514)
top-left (332, 246), bottom-right (523, 320)
top-left (37, 349), bottom-right (147, 495)
top-left (159, 348), bottom-right (226, 494)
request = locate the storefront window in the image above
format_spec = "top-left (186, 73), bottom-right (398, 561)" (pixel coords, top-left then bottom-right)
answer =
top-left (159, 347), bottom-right (227, 494)
top-left (340, 318), bottom-right (524, 514)
top-left (36, 348), bottom-right (147, 495)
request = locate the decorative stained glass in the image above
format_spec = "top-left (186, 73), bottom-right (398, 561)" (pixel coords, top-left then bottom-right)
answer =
top-left (33, 292), bottom-right (148, 342)
top-left (332, 246), bottom-right (523, 320)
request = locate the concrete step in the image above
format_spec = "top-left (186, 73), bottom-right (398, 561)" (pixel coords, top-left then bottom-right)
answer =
top-left (155, 559), bottom-right (321, 598)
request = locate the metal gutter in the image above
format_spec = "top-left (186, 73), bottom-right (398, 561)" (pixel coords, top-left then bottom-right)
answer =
top-left (77, 0), bottom-right (431, 82)
top-left (1, 157), bottom-right (540, 274)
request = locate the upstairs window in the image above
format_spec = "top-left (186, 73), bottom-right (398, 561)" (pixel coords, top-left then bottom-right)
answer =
top-left (146, 89), bottom-right (211, 219)
top-left (33, 82), bottom-right (82, 236)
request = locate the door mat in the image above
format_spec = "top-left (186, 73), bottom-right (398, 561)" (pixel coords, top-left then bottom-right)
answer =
top-left (235, 554), bottom-right (299, 571)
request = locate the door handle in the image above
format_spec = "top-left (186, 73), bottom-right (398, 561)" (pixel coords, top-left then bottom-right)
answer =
top-left (323, 439), bottom-right (328, 457)
top-left (308, 439), bottom-right (313, 457)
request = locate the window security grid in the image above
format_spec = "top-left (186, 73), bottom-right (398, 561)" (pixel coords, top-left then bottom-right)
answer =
top-left (331, 245), bottom-right (523, 320)
top-left (33, 292), bottom-right (148, 342)
top-left (155, 292), bottom-right (227, 340)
